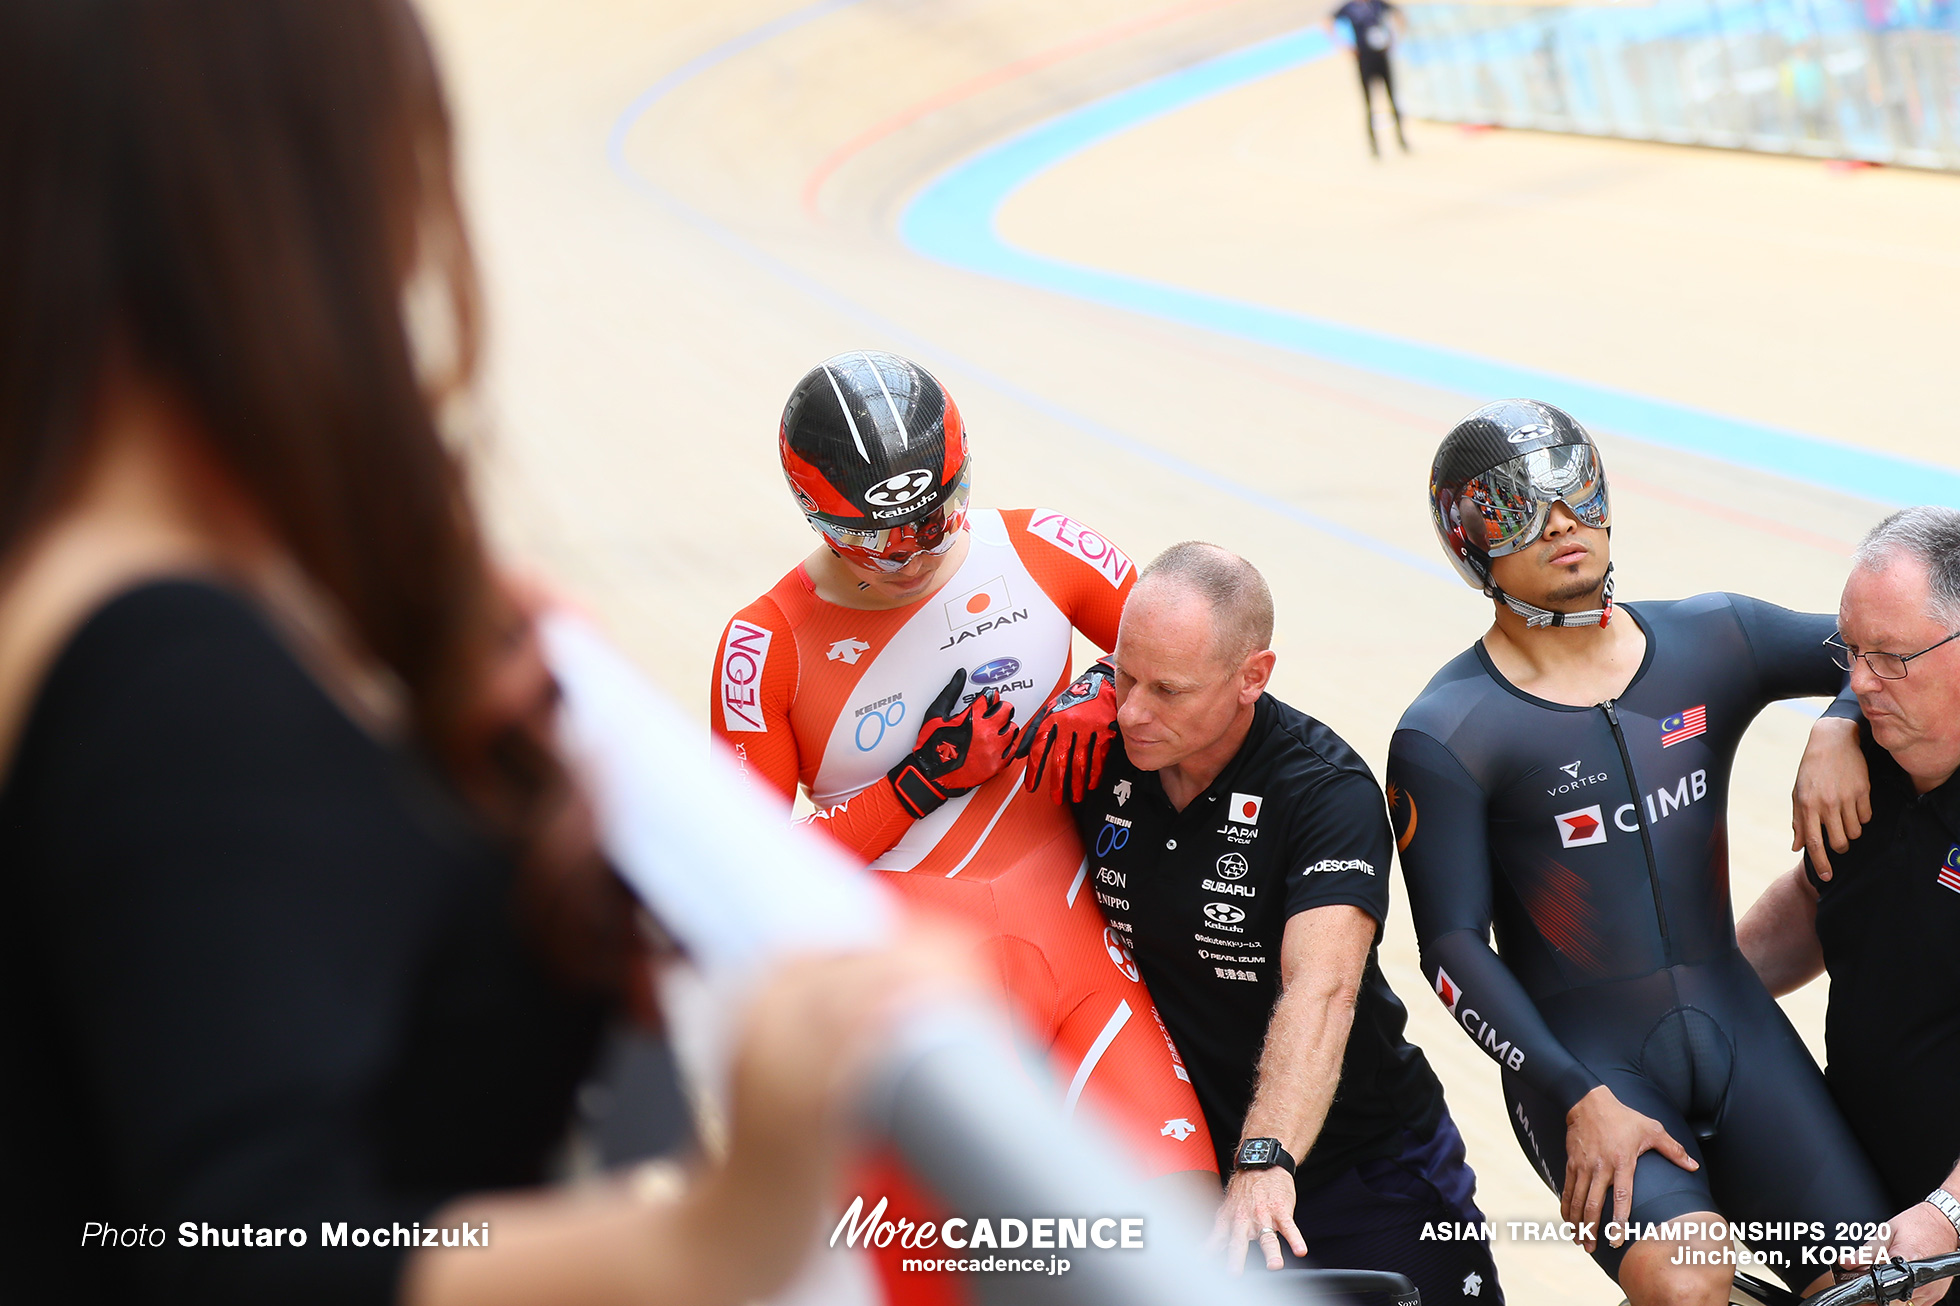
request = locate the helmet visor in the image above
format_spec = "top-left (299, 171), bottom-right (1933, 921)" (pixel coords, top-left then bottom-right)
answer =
top-left (1460, 442), bottom-right (1609, 558)
top-left (810, 471), bottom-right (971, 573)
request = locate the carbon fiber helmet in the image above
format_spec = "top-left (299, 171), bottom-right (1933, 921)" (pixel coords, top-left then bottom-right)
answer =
top-left (1430, 398), bottom-right (1611, 591)
top-left (780, 349), bottom-right (968, 534)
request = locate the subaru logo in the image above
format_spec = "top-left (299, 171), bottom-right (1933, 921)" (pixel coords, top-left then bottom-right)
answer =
top-left (971, 658), bottom-right (1021, 685)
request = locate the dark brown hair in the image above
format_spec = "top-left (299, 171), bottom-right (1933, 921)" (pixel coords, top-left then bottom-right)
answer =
top-left (0, 0), bottom-right (633, 992)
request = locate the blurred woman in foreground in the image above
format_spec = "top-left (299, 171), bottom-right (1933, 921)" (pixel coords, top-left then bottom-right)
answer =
top-left (0, 2), bottom-right (928, 1303)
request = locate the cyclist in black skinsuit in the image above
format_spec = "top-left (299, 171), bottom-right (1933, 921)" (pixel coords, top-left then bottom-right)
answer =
top-left (1387, 400), bottom-right (1890, 1304)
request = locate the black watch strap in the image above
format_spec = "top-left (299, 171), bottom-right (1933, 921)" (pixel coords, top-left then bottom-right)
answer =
top-left (1233, 1137), bottom-right (1297, 1176)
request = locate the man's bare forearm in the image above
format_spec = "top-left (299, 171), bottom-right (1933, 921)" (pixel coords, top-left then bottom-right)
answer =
top-left (1241, 979), bottom-right (1358, 1157)
top-left (1238, 906), bottom-right (1373, 1158)
top-left (1736, 862), bottom-right (1825, 996)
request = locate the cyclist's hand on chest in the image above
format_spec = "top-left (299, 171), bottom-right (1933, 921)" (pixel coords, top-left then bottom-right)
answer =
top-left (1015, 657), bottom-right (1117, 805)
top-left (887, 669), bottom-right (1022, 817)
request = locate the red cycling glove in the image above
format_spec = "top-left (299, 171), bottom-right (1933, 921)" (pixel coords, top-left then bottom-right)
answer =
top-left (887, 668), bottom-right (1022, 819)
top-left (1015, 658), bottom-right (1117, 805)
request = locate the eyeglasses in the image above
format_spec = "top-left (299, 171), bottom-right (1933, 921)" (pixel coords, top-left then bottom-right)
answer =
top-left (1824, 629), bottom-right (1960, 680)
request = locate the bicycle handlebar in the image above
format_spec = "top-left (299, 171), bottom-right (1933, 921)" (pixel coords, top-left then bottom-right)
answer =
top-left (1804, 1251), bottom-right (1960, 1305)
top-left (1268, 1268), bottom-right (1419, 1304)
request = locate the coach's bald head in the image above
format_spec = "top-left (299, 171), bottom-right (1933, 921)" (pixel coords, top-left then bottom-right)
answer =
top-left (1114, 543), bottom-right (1275, 775)
top-left (1129, 542), bottom-right (1275, 668)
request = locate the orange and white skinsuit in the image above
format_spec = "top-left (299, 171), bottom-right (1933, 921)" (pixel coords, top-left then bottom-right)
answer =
top-left (712, 508), bottom-right (1216, 1184)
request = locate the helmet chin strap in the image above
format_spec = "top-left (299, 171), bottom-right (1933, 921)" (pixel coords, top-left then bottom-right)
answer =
top-left (1488, 563), bottom-right (1615, 629)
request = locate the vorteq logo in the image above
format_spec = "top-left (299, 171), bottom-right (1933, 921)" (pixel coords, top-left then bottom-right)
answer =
top-left (1554, 805), bottom-right (1608, 847)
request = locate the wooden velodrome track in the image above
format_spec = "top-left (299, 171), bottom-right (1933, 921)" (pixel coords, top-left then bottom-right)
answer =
top-left (419, 0), bottom-right (1960, 1300)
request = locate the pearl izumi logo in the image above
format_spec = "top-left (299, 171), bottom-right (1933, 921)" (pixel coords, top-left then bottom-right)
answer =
top-left (862, 469), bottom-right (933, 507)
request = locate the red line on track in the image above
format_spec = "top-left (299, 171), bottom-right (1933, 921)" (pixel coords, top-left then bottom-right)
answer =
top-left (797, 4), bottom-right (1856, 558)
top-left (799, 0), bottom-right (1250, 220)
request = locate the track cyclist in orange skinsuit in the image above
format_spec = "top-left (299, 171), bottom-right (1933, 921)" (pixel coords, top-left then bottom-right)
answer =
top-left (712, 353), bottom-right (1216, 1194)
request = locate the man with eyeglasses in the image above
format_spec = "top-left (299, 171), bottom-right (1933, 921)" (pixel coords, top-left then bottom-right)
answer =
top-left (1387, 399), bottom-right (1891, 1306)
top-left (1739, 506), bottom-right (1960, 1298)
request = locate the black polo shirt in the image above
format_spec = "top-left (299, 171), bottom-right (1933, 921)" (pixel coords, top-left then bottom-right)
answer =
top-left (1071, 693), bottom-right (1444, 1191)
top-left (1809, 725), bottom-right (1960, 1209)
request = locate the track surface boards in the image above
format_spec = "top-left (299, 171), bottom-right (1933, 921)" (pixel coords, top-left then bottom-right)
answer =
top-left (419, 2), bottom-right (1960, 1300)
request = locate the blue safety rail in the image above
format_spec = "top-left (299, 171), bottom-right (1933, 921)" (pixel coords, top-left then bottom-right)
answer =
top-left (1397, 0), bottom-right (1960, 169)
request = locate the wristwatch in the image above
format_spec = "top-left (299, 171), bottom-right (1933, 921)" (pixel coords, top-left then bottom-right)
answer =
top-left (1233, 1137), bottom-right (1297, 1176)
top-left (1924, 1188), bottom-right (1960, 1241)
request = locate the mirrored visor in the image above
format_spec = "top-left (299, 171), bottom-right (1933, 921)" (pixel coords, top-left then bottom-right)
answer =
top-left (1459, 442), bottom-right (1609, 558)
top-left (809, 470), bottom-right (971, 572)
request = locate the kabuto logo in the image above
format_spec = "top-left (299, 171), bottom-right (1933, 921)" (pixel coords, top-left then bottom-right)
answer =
top-left (1508, 423), bottom-right (1556, 444)
top-left (1103, 927), bottom-right (1139, 981)
top-left (862, 469), bottom-right (933, 508)
top-left (970, 658), bottom-right (1021, 685)
top-left (1203, 903), bottom-right (1246, 926)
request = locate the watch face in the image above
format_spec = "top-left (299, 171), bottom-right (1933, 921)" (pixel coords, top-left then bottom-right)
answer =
top-left (1237, 1138), bottom-right (1276, 1166)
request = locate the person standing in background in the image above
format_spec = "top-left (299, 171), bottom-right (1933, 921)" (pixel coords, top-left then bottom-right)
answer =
top-left (1325, 0), bottom-right (1410, 156)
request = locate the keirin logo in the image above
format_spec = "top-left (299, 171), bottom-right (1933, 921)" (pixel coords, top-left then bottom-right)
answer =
top-left (863, 469), bottom-right (933, 507)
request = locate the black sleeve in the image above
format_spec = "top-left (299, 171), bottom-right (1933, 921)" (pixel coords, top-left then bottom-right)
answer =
top-left (1729, 593), bottom-right (1855, 704)
top-left (1281, 769), bottom-right (1393, 926)
top-left (1389, 728), bottom-right (1603, 1112)
top-left (21, 587), bottom-right (459, 1303)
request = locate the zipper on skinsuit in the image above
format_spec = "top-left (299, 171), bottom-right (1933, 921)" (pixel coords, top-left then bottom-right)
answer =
top-left (1602, 699), bottom-right (1670, 954)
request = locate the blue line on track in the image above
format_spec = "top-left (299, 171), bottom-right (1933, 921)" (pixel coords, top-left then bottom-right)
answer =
top-left (605, 2), bottom-right (1455, 582)
top-left (899, 28), bottom-right (1960, 509)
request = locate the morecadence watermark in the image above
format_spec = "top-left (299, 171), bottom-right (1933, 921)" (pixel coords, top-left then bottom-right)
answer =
top-left (831, 1195), bottom-right (1144, 1274)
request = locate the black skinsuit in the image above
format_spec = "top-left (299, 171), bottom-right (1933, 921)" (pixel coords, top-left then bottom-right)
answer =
top-left (1388, 593), bottom-right (1889, 1287)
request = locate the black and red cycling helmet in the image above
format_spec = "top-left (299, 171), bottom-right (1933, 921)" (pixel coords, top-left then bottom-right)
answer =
top-left (780, 351), bottom-right (971, 571)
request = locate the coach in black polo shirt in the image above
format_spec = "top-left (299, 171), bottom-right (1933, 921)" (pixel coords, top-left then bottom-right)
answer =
top-left (1741, 507), bottom-right (1960, 1276)
top-left (1023, 542), bottom-right (1499, 1303)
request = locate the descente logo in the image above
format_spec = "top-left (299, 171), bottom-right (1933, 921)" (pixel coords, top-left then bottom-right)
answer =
top-left (1305, 858), bottom-right (1375, 876)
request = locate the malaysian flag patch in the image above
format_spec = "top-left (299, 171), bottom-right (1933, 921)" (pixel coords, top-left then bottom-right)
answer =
top-left (1938, 846), bottom-right (1960, 896)
top-left (1660, 705), bottom-right (1707, 747)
